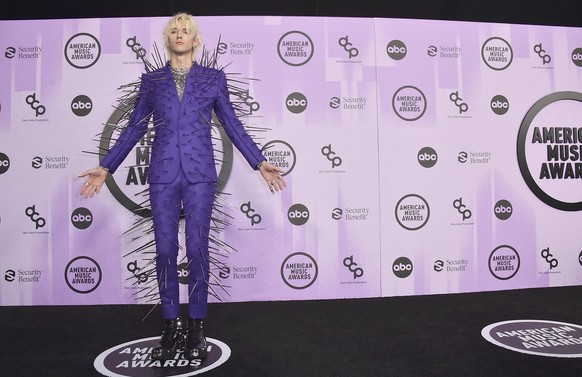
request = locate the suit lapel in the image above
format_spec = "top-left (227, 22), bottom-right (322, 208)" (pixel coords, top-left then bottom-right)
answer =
top-left (179, 63), bottom-right (201, 116)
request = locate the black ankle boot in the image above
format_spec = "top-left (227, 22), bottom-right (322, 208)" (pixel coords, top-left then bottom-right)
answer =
top-left (185, 318), bottom-right (208, 360)
top-left (151, 318), bottom-right (184, 361)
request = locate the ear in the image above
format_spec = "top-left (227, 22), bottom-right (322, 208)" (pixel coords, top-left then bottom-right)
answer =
top-left (193, 36), bottom-right (201, 49)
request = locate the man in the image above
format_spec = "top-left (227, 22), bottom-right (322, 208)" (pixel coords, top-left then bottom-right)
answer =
top-left (79, 12), bottom-right (285, 361)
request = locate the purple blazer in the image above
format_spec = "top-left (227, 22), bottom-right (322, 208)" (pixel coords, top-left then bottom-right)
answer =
top-left (101, 63), bottom-right (266, 184)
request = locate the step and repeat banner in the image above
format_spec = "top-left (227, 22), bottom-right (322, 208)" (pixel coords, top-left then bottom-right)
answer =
top-left (0, 16), bottom-right (581, 307)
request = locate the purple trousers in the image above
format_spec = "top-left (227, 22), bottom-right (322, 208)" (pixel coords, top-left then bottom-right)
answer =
top-left (150, 168), bottom-right (215, 320)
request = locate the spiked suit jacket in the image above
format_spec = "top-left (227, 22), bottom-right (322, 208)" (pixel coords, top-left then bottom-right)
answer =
top-left (100, 63), bottom-right (266, 182)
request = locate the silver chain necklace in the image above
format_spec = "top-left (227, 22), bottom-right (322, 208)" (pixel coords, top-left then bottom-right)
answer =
top-left (170, 63), bottom-right (192, 101)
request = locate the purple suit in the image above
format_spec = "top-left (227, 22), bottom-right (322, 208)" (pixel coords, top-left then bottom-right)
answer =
top-left (101, 63), bottom-right (266, 319)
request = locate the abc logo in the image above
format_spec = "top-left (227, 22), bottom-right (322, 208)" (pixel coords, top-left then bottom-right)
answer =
top-left (579, 251), bottom-right (582, 266)
top-left (71, 95), bottom-right (93, 117)
top-left (288, 203), bottom-right (310, 226)
top-left (286, 92), bottom-right (308, 114)
top-left (494, 200), bottom-right (513, 220)
top-left (490, 95), bottom-right (509, 115)
top-left (331, 208), bottom-right (343, 220)
top-left (71, 207), bottom-right (93, 229)
top-left (329, 97), bottom-right (341, 109)
top-left (177, 262), bottom-right (189, 284)
top-left (386, 40), bottom-right (407, 60)
top-left (392, 257), bottom-right (413, 278)
top-left (418, 147), bottom-right (438, 168)
top-left (0, 152), bottom-right (10, 174)
top-left (572, 48), bottom-right (582, 67)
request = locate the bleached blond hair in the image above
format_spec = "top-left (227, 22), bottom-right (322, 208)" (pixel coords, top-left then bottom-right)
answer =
top-left (163, 12), bottom-right (202, 61)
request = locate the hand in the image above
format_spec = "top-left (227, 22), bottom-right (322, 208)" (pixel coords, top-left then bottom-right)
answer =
top-left (78, 166), bottom-right (108, 198)
top-left (258, 161), bottom-right (286, 193)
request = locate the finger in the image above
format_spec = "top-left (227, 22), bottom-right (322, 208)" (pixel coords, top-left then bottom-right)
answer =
top-left (78, 169), bottom-right (93, 178)
top-left (85, 185), bottom-right (94, 198)
top-left (278, 178), bottom-right (286, 189)
top-left (80, 182), bottom-right (89, 196)
top-left (272, 175), bottom-right (285, 190)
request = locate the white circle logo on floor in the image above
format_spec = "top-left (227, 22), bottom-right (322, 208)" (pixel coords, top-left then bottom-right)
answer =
top-left (482, 320), bottom-right (582, 358)
top-left (94, 337), bottom-right (231, 376)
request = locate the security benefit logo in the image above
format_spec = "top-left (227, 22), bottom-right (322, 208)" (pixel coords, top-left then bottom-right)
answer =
top-left (433, 259), bottom-right (468, 273)
top-left (517, 91), bottom-right (582, 211)
top-left (482, 320), bottom-right (582, 358)
top-left (32, 155), bottom-right (71, 170)
top-left (94, 337), bottom-right (231, 376)
top-left (4, 268), bottom-right (43, 283)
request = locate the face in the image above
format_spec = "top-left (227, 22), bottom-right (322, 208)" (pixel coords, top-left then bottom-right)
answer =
top-left (167, 21), bottom-right (198, 57)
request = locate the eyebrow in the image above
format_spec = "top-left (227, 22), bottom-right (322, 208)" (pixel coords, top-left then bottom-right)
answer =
top-left (170, 27), bottom-right (190, 32)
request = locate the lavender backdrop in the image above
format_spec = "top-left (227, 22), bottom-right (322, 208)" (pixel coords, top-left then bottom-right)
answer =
top-left (0, 16), bottom-right (581, 307)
